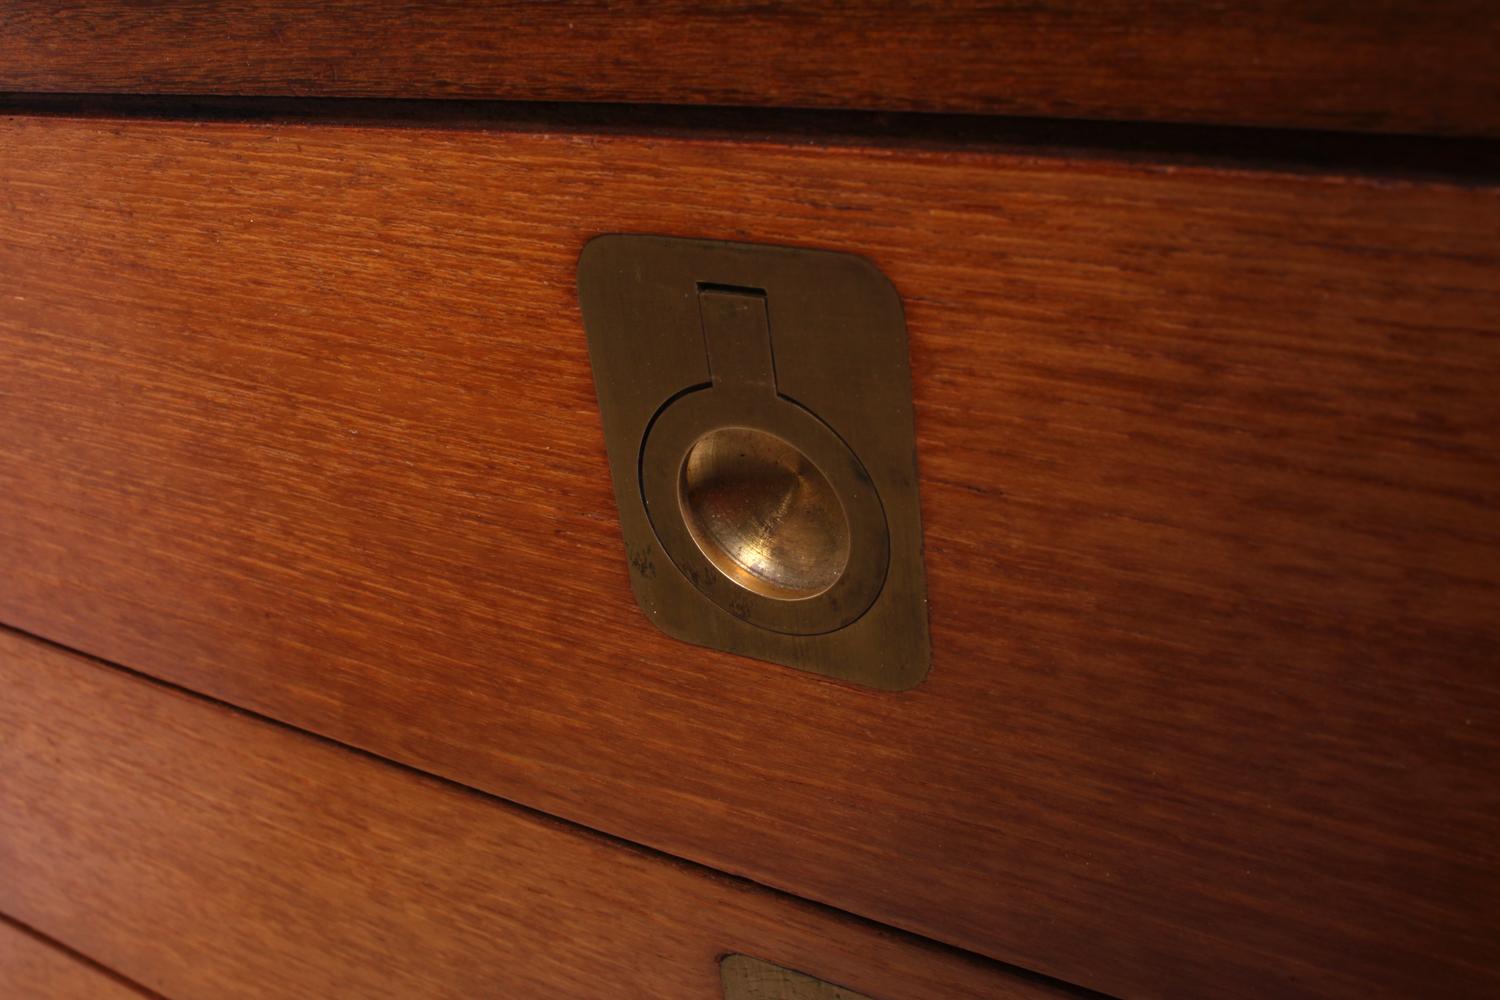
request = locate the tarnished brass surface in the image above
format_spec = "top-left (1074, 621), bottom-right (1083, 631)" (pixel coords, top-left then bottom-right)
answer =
top-left (681, 426), bottom-right (851, 600)
top-left (720, 956), bottom-right (876, 1000)
top-left (578, 236), bottom-right (928, 689)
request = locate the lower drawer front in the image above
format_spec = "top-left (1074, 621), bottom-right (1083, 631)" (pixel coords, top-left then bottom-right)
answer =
top-left (0, 629), bottom-right (1055, 1000)
top-left (2, 114), bottom-right (1498, 1000)
top-left (0, 918), bottom-right (147, 1000)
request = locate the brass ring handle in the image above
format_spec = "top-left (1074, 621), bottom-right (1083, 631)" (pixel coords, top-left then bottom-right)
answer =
top-left (639, 286), bottom-right (890, 636)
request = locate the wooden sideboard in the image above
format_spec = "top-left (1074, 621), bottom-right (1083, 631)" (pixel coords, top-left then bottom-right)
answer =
top-left (2, 6), bottom-right (1498, 999)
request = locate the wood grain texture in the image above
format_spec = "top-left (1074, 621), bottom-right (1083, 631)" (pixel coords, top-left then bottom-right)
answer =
top-left (0, 916), bottom-right (152, 1000)
top-left (0, 629), bottom-right (1071, 1000)
top-left (1, 114), bottom-right (1499, 1000)
top-left (1, 1), bottom-right (1498, 137)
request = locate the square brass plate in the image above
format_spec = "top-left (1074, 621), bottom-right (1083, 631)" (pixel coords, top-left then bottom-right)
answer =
top-left (577, 235), bottom-right (929, 690)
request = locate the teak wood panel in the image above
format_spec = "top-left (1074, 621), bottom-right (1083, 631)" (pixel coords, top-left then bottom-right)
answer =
top-left (0, 629), bottom-right (1069, 1000)
top-left (2, 1), bottom-right (1499, 137)
top-left (1, 114), bottom-right (1498, 1000)
top-left (0, 917), bottom-right (151, 1000)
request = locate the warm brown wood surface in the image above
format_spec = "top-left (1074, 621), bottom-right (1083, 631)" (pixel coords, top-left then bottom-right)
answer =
top-left (0, 916), bottom-right (152, 1000)
top-left (1, 114), bottom-right (1498, 1000)
top-left (2, 1), bottom-right (1499, 137)
top-left (0, 629), bottom-right (1072, 1000)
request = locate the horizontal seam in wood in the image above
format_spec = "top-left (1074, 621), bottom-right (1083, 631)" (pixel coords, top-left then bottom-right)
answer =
top-left (1, 92), bottom-right (1499, 185)
top-left (0, 912), bottom-right (168, 1000)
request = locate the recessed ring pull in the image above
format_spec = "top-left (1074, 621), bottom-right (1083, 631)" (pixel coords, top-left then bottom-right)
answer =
top-left (578, 236), bottom-right (928, 690)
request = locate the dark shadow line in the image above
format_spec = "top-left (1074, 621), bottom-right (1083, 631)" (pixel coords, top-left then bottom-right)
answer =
top-left (0, 912), bottom-right (169, 999)
top-left (2, 91), bottom-right (1498, 185)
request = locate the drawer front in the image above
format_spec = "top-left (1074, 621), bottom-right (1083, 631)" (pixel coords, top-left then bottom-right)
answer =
top-left (2, 2), bottom-right (1497, 136)
top-left (2, 113), bottom-right (1498, 999)
top-left (0, 629), bottom-right (1058, 1000)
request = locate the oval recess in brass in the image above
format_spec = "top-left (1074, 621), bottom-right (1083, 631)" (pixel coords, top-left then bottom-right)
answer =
top-left (642, 377), bottom-right (889, 636)
top-left (578, 236), bottom-right (929, 690)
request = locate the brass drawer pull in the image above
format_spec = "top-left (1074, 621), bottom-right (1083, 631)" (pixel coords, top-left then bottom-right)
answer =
top-left (579, 236), bottom-right (929, 689)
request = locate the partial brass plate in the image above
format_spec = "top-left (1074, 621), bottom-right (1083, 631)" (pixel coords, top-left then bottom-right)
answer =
top-left (578, 235), bottom-right (929, 690)
top-left (721, 955), bottom-right (876, 1000)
